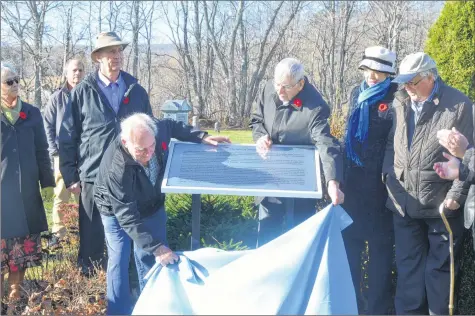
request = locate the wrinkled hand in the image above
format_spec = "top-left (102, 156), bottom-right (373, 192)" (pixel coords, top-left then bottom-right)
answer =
top-left (256, 135), bottom-right (272, 159)
top-left (202, 135), bottom-right (232, 146)
top-left (328, 180), bottom-right (344, 205)
top-left (433, 152), bottom-right (460, 180)
top-left (437, 127), bottom-right (469, 159)
top-left (444, 199), bottom-right (460, 211)
top-left (67, 182), bottom-right (81, 194)
top-left (153, 245), bottom-right (179, 266)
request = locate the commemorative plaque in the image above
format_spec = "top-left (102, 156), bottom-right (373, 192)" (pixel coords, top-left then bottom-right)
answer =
top-left (161, 141), bottom-right (323, 250)
top-left (161, 142), bottom-right (322, 198)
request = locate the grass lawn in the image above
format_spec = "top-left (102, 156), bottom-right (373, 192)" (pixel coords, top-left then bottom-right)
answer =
top-left (205, 129), bottom-right (253, 144)
top-left (43, 200), bottom-right (54, 232)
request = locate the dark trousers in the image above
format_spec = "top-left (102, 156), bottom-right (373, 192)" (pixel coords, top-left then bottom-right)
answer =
top-left (343, 212), bottom-right (394, 314)
top-left (257, 197), bottom-right (317, 247)
top-left (78, 181), bottom-right (106, 275)
top-left (393, 212), bottom-right (464, 315)
top-left (342, 166), bottom-right (395, 314)
top-left (473, 224), bottom-right (475, 253)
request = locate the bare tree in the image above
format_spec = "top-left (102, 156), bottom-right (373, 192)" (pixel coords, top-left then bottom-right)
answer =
top-left (140, 1), bottom-right (156, 95)
top-left (1, 0), bottom-right (32, 91)
top-left (129, 0), bottom-right (144, 77)
top-left (0, 0), bottom-right (444, 124)
top-left (368, 1), bottom-right (410, 66)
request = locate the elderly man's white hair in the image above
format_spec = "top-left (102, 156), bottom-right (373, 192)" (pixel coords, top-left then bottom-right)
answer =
top-left (274, 58), bottom-right (304, 84)
top-left (1, 62), bottom-right (18, 79)
top-left (120, 113), bottom-right (157, 144)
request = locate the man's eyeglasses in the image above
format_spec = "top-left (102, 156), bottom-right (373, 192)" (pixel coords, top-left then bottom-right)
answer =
top-left (274, 80), bottom-right (301, 91)
top-left (3, 77), bottom-right (19, 86)
top-left (402, 76), bottom-right (424, 88)
top-left (134, 142), bottom-right (156, 155)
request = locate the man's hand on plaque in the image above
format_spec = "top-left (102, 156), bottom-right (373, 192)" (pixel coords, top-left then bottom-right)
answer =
top-left (202, 135), bottom-right (232, 146)
top-left (256, 134), bottom-right (272, 159)
top-left (328, 180), bottom-right (344, 205)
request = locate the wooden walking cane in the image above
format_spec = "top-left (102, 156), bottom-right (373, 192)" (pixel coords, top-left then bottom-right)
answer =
top-left (439, 203), bottom-right (454, 316)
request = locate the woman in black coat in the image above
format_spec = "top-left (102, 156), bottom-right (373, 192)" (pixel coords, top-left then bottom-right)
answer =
top-left (1, 62), bottom-right (54, 300)
top-left (341, 47), bottom-right (398, 314)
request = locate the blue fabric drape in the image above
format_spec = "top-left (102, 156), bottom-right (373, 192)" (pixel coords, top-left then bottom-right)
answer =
top-left (346, 78), bottom-right (391, 166)
top-left (132, 204), bottom-right (357, 315)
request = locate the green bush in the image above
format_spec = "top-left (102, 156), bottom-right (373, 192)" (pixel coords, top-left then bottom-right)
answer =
top-left (165, 194), bottom-right (257, 251)
top-left (425, 1), bottom-right (475, 100)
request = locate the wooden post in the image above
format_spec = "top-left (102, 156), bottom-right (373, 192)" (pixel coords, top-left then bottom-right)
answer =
top-left (191, 194), bottom-right (201, 250)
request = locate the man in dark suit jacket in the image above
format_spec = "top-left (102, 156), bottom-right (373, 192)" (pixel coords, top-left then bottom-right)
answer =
top-left (250, 57), bottom-right (344, 247)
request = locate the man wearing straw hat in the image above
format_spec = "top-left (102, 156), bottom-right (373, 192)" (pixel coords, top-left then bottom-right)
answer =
top-left (59, 32), bottom-right (152, 277)
top-left (382, 52), bottom-right (473, 314)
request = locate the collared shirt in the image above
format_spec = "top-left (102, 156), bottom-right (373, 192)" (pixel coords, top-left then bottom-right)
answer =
top-left (408, 78), bottom-right (440, 150)
top-left (97, 71), bottom-right (126, 114)
top-left (410, 78), bottom-right (440, 124)
top-left (142, 154), bottom-right (159, 186)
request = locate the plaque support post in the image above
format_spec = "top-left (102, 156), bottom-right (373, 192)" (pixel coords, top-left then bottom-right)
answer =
top-left (285, 198), bottom-right (295, 231)
top-left (191, 194), bottom-right (201, 250)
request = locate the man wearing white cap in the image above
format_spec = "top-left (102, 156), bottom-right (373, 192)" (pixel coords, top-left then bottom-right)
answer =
top-left (342, 46), bottom-right (398, 314)
top-left (382, 52), bottom-right (473, 314)
top-left (59, 32), bottom-right (152, 277)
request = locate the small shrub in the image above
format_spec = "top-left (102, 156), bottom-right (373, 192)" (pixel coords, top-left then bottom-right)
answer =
top-left (166, 194), bottom-right (257, 251)
top-left (329, 107), bottom-right (347, 140)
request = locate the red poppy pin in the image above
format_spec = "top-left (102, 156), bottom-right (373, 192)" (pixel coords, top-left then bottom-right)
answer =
top-left (378, 103), bottom-right (388, 112)
top-left (161, 142), bottom-right (168, 151)
top-left (123, 96), bottom-right (130, 104)
top-left (19, 111), bottom-right (27, 119)
top-left (291, 98), bottom-right (303, 110)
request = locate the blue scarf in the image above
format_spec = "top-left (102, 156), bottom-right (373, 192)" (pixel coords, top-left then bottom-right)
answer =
top-left (345, 78), bottom-right (391, 166)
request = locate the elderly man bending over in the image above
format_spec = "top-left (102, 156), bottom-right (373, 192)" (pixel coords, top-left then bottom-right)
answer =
top-left (94, 113), bottom-right (230, 315)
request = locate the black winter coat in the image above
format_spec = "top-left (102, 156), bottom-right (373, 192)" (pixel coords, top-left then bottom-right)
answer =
top-left (59, 71), bottom-right (152, 187)
top-left (250, 77), bottom-right (343, 185)
top-left (341, 83), bottom-right (398, 233)
top-left (94, 118), bottom-right (207, 254)
top-left (1, 101), bottom-right (54, 239)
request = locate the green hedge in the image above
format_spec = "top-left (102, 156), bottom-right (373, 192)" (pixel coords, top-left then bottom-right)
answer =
top-left (165, 194), bottom-right (257, 251)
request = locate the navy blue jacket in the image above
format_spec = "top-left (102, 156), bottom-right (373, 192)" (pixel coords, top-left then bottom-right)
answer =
top-left (1, 101), bottom-right (54, 239)
top-left (94, 118), bottom-right (207, 253)
top-left (59, 71), bottom-right (152, 187)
